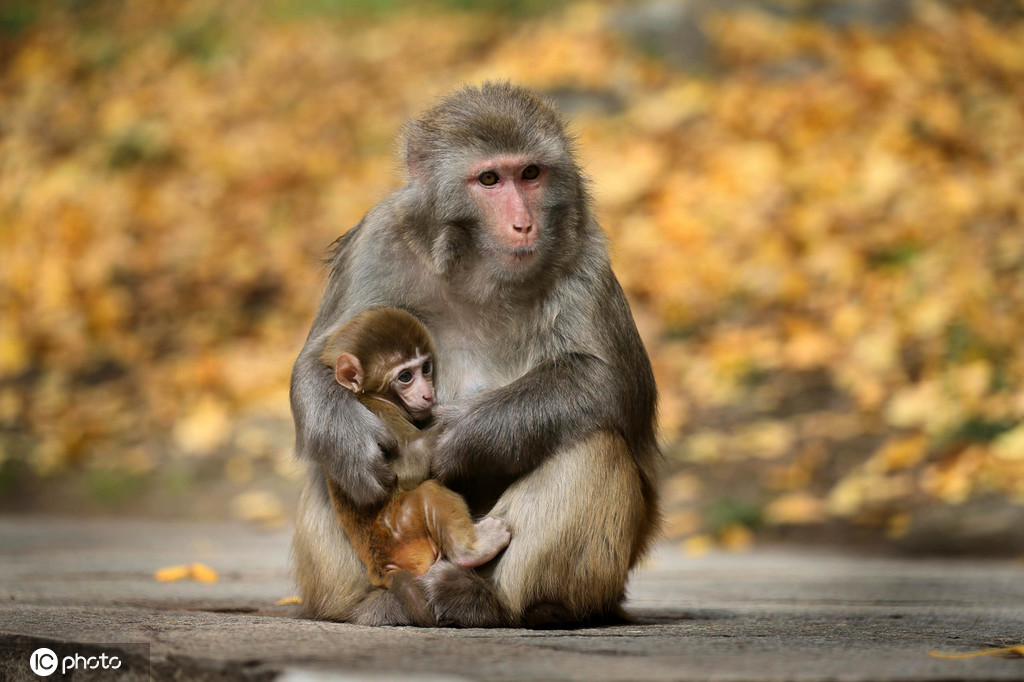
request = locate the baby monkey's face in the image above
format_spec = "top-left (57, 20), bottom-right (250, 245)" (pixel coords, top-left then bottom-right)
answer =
top-left (391, 353), bottom-right (434, 421)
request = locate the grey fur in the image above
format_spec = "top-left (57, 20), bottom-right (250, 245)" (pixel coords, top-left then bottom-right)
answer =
top-left (291, 82), bottom-right (660, 626)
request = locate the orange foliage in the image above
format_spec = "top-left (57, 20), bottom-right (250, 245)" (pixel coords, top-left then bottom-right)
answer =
top-left (1, 2), bottom-right (1023, 531)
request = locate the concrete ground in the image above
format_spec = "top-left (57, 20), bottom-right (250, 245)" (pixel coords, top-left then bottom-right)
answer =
top-left (1, 516), bottom-right (1022, 681)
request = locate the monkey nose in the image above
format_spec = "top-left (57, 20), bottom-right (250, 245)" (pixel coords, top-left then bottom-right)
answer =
top-left (512, 223), bottom-right (533, 234)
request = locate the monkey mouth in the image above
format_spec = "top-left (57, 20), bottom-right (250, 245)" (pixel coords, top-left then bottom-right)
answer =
top-left (495, 245), bottom-right (538, 267)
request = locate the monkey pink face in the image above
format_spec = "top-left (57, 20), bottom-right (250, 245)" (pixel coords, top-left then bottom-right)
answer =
top-left (390, 353), bottom-right (435, 421)
top-left (466, 156), bottom-right (546, 272)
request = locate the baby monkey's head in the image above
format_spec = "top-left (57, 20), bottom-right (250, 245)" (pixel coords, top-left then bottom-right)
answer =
top-left (323, 308), bottom-right (436, 422)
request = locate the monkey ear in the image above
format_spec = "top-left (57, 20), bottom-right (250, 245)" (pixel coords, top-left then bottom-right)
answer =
top-left (335, 354), bottom-right (363, 393)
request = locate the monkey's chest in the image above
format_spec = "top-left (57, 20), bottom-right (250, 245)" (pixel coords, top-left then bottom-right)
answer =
top-left (435, 347), bottom-right (506, 402)
top-left (426, 308), bottom-right (540, 402)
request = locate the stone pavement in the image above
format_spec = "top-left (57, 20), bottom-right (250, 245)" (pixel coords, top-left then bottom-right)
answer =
top-left (1, 516), bottom-right (1022, 681)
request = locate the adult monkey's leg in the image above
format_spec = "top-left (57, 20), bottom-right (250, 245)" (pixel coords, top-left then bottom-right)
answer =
top-left (422, 431), bottom-right (650, 627)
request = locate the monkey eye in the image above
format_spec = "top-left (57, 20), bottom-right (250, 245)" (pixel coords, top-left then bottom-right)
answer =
top-left (478, 171), bottom-right (499, 186)
top-left (422, 360), bottom-right (432, 376)
top-left (397, 370), bottom-right (413, 384)
top-left (522, 164), bottom-right (540, 180)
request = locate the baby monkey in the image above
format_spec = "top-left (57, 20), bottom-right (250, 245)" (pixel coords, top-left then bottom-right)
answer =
top-left (320, 307), bottom-right (511, 591)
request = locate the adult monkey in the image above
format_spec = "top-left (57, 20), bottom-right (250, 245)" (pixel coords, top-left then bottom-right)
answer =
top-left (291, 82), bottom-right (660, 627)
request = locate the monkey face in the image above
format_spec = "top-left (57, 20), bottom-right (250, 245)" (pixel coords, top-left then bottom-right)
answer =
top-left (465, 155), bottom-right (546, 275)
top-left (391, 355), bottom-right (435, 421)
top-left (402, 83), bottom-right (589, 289)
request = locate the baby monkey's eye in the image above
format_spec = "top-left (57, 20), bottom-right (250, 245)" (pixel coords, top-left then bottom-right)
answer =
top-left (398, 370), bottom-right (413, 384)
top-left (422, 361), bottom-right (432, 376)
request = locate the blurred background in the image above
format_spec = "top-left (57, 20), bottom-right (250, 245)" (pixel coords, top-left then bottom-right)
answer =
top-left (2, 0), bottom-right (1023, 555)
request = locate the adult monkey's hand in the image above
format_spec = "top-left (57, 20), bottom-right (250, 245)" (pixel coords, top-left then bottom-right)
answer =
top-left (291, 332), bottom-right (398, 508)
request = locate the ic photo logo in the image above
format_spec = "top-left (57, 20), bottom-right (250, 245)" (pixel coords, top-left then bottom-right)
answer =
top-left (28, 646), bottom-right (123, 677)
top-left (29, 648), bottom-right (58, 676)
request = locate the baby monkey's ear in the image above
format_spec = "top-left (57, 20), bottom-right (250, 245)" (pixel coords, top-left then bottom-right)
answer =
top-left (334, 353), bottom-right (364, 393)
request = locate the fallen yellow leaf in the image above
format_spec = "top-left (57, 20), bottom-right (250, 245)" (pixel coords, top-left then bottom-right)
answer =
top-left (871, 435), bottom-right (929, 473)
top-left (154, 562), bottom-right (219, 583)
top-left (275, 596), bottom-right (303, 606)
top-left (189, 562), bottom-right (218, 584)
top-left (764, 493), bottom-right (826, 525)
top-left (886, 513), bottom-right (911, 540)
top-left (719, 524), bottom-right (754, 553)
top-left (929, 645), bottom-right (1024, 660)
top-left (683, 534), bottom-right (713, 558)
top-left (154, 565), bottom-right (190, 582)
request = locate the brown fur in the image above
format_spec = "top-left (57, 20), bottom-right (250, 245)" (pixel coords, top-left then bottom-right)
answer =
top-left (322, 399), bottom-right (494, 588)
top-left (319, 308), bottom-right (505, 592)
top-left (320, 307), bottom-right (434, 398)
